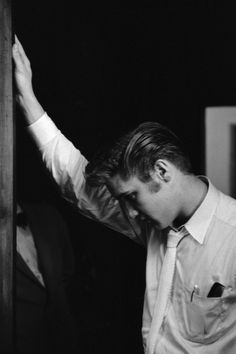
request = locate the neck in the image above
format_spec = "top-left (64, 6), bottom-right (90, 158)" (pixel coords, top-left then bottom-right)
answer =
top-left (173, 175), bottom-right (208, 228)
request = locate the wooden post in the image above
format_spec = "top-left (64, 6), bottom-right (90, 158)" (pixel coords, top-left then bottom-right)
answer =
top-left (0, 0), bottom-right (15, 353)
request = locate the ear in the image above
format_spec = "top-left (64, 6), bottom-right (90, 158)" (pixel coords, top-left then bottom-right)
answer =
top-left (152, 159), bottom-right (171, 183)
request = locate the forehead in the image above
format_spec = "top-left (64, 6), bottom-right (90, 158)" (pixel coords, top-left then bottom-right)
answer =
top-left (109, 175), bottom-right (149, 198)
top-left (108, 174), bottom-right (144, 196)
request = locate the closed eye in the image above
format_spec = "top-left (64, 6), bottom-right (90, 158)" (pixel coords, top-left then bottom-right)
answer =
top-left (116, 192), bottom-right (138, 207)
top-left (125, 192), bottom-right (137, 202)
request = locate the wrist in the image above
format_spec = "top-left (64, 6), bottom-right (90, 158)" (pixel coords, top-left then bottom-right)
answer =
top-left (17, 92), bottom-right (45, 125)
top-left (17, 89), bottom-right (36, 104)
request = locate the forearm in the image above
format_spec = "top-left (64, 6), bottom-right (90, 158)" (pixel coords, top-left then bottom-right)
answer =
top-left (17, 91), bottom-right (45, 125)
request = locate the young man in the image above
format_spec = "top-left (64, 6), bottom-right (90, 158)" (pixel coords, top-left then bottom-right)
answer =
top-left (13, 37), bottom-right (236, 354)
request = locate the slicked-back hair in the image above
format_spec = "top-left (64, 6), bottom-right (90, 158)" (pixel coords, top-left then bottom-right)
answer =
top-left (85, 122), bottom-right (192, 186)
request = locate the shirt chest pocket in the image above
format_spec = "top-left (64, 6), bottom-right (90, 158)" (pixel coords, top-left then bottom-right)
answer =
top-left (174, 285), bottom-right (236, 344)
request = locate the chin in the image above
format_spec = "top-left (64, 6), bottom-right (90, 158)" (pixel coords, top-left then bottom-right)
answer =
top-left (157, 220), bottom-right (170, 230)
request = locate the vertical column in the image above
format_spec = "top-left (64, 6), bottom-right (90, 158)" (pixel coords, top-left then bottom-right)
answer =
top-left (0, 0), bottom-right (14, 353)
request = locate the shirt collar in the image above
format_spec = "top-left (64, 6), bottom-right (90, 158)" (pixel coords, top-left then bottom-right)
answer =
top-left (183, 177), bottom-right (219, 244)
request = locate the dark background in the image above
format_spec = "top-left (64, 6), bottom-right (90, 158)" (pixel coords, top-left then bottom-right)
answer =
top-left (13, 1), bottom-right (236, 353)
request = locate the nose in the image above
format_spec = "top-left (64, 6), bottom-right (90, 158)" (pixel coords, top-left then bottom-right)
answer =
top-left (127, 206), bottom-right (139, 219)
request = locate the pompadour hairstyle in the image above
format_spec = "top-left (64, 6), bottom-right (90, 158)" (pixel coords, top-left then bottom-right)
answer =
top-left (85, 121), bottom-right (192, 186)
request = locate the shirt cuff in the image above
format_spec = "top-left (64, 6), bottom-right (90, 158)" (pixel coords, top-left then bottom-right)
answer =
top-left (27, 112), bottom-right (59, 148)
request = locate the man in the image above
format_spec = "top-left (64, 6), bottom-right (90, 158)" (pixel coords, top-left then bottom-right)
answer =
top-left (16, 201), bottom-right (78, 354)
top-left (13, 37), bottom-right (236, 353)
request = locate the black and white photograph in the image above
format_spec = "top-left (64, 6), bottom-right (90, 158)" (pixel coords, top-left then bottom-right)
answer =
top-left (1, 1), bottom-right (236, 353)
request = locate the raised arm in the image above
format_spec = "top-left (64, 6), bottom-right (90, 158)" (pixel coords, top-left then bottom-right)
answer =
top-left (12, 37), bottom-right (147, 246)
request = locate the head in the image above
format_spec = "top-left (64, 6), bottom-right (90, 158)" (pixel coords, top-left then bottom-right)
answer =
top-left (86, 122), bottom-right (192, 228)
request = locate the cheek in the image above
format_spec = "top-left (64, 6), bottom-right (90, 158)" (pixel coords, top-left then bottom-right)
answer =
top-left (147, 198), bottom-right (171, 220)
top-left (138, 197), bottom-right (159, 215)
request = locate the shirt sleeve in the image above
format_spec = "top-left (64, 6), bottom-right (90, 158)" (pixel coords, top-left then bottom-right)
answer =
top-left (27, 113), bottom-right (147, 246)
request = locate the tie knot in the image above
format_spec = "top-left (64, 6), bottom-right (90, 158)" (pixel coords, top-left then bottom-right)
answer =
top-left (167, 228), bottom-right (185, 248)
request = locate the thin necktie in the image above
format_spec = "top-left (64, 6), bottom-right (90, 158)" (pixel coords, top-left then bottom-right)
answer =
top-left (147, 228), bottom-right (186, 354)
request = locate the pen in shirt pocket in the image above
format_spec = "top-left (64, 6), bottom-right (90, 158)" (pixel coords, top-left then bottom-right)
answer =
top-left (190, 285), bottom-right (200, 302)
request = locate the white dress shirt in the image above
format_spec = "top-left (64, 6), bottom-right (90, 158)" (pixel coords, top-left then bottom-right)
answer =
top-left (28, 113), bottom-right (236, 353)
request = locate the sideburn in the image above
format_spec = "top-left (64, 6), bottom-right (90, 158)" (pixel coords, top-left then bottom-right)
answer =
top-left (148, 180), bottom-right (161, 193)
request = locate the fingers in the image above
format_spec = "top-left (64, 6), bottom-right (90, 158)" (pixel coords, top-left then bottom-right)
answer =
top-left (12, 42), bottom-right (22, 66)
top-left (13, 35), bottom-right (31, 68)
top-left (12, 42), bottom-right (25, 72)
top-left (15, 36), bottom-right (26, 57)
